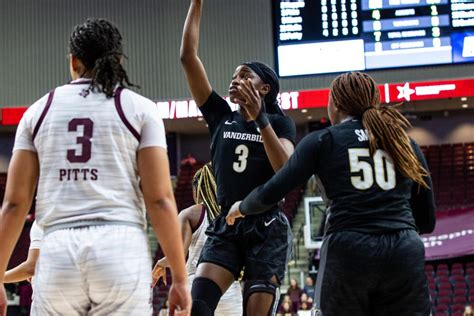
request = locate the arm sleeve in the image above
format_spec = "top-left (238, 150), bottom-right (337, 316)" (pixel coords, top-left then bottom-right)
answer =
top-left (138, 102), bottom-right (167, 150)
top-left (271, 115), bottom-right (296, 144)
top-left (240, 130), bottom-right (329, 216)
top-left (409, 140), bottom-right (436, 234)
top-left (29, 221), bottom-right (43, 250)
top-left (199, 91), bottom-right (232, 136)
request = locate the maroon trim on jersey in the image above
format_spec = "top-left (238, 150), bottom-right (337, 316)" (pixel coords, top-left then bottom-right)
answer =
top-left (191, 205), bottom-right (206, 233)
top-left (32, 89), bottom-right (55, 141)
top-left (114, 87), bottom-right (141, 142)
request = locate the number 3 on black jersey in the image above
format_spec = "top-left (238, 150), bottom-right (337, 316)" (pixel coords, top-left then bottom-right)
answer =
top-left (348, 148), bottom-right (396, 190)
top-left (233, 144), bottom-right (249, 173)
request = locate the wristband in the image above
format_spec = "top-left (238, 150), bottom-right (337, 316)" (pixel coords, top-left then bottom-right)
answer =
top-left (255, 109), bottom-right (270, 129)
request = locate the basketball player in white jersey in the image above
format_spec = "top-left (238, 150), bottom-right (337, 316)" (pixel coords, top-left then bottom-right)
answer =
top-left (152, 164), bottom-right (243, 316)
top-left (0, 18), bottom-right (190, 316)
top-left (3, 221), bottom-right (42, 284)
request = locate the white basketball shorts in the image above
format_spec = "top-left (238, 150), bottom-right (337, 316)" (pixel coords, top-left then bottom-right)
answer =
top-left (31, 225), bottom-right (152, 315)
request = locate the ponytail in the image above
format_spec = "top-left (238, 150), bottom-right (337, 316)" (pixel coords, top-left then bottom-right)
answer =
top-left (90, 53), bottom-right (138, 98)
top-left (330, 72), bottom-right (429, 188)
top-left (363, 106), bottom-right (429, 188)
top-left (192, 163), bottom-right (221, 221)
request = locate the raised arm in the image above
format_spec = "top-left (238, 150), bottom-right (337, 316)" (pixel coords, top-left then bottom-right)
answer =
top-left (180, 0), bottom-right (212, 106)
top-left (0, 150), bottom-right (39, 314)
top-left (138, 147), bottom-right (191, 314)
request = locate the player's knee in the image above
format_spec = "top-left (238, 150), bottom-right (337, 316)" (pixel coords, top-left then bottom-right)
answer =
top-left (243, 280), bottom-right (280, 316)
top-left (191, 299), bottom-right (213, 316)
top-left (191, 277), bottom-right (222, 315)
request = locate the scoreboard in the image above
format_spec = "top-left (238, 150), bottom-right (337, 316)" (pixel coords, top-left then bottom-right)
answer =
top-left (273, 0), bottom-right (474, 76)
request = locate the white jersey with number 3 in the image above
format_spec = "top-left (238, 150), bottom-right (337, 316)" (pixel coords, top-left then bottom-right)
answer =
top-left (13, 79), bottom-right (166, 230)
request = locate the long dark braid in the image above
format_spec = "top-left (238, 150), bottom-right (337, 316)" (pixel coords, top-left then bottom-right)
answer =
top-left (69, 18), bottom-right (139, 98)
top-left (330, 72), bottom-right (429, 188)
top-left (192, 163), bottom-right (220, 221)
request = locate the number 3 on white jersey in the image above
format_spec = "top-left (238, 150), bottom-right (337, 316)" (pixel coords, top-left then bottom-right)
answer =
top-left (233, 144), bottom-right (249, 173)
top-left (348, 148), bottom-right (396, 190)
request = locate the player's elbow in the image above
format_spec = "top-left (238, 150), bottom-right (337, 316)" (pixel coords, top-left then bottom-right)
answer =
top-left (179, 50), bottom-right (197, 67)
top-left (418, 216), bottom-right (436, 235)
top-left (25, 263), bottom-right (36, 277)
top-left (1, 200), bottom-right (26, 216)
top-left (423, 217), bottom-right (436, 234)
top-left (146, 196), bottom-right (177, 214)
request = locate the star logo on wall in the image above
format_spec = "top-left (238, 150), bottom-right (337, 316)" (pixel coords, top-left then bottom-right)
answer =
top-left (396, 82), bottom-right (416, 101)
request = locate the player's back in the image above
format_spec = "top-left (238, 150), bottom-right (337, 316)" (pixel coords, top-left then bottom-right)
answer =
top-left (314, 118), bottom-right (420, 234)
top-left (15, 79), bottom-right (164, 230)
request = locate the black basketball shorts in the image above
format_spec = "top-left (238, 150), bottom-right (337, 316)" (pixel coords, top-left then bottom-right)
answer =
top-left (199, 209), bottom-right (292, 283)
top-left (313, 229), bottom-right (431, 316)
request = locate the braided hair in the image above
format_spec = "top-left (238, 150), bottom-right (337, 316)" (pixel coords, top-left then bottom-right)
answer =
top-left (242, 61), bottom-right (284, 116)
top-left (330, 72), bottom-right (429, 188)
top-left (69, 18), bottom-right (138, 98)
top-left (191, 163), bottom-right (220, 221)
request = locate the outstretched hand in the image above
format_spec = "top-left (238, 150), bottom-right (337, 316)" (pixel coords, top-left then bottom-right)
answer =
top-left (233, 79), bottom-right (262, 121)
top-left (152, 263), bottom-right (167, 288)
top-left (226, 201), bottom-right (245, 225)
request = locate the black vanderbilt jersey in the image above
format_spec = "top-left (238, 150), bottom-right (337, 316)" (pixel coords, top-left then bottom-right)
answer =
top-left (200, 91), bottom-right (296, 210)
top-left (241, 118), bottom-right (435, 234)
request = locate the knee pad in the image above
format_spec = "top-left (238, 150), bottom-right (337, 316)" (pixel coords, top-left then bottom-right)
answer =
top-left (243, 280), bottom-right (280, 316)
top-left (191, 277), bottom-right (222, 315)
top-left (191, 299), bottom-right (213, 316)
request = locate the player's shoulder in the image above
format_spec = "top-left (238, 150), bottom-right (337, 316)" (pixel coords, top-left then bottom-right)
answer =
top-left (22, 91), bottom-right (54, 121)
top-left (326, 118), bottom-right (364, 139)
top-left (268, 114), bottom-right (296, 141)
top-left (304, 127), bottom-right (332, 146)
top-left (119, 88), bottom-right (156, 109)
top-left (179, 204), bottom-right (205, 229)
top-left (329, 118), bottom-right (362, 131)
top-left (268, 113), bottom-right (293, 125)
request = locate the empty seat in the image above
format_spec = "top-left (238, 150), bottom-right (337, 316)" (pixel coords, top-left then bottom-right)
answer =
top-left (435, 303), bottom-right (449, 314)
top-left (436, 296), bottom-right (452, 305)
top-left (451, 303), bottom-right (466, 314)
top-left (438, 282), bottom-right (452, 292)
top-left (453, 295), bottom-right (466, 304)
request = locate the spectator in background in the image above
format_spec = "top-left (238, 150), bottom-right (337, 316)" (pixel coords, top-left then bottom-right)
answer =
top-left (287, 278), bottom-right (303, 310)
top-left (465, 305), bottom-right (474, 316)
top-left (283, 294), bottom-right (292, 301)
top-left (298, 292), bottom-right (313, 310)
top-left (297, 301), bottom-right (312, 316)
top-left (303, 276), bottom-right (315, 299)
top-left (277, 300), bottom-right (294, 316)
top-left (180, 154), bottom-right (197, 167)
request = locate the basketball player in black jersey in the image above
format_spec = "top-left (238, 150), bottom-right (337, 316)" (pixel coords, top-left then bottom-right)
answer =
top-left (228, 72), bottom-right (436, 316)
top-left (180, 0), bottom-right (296, 315)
